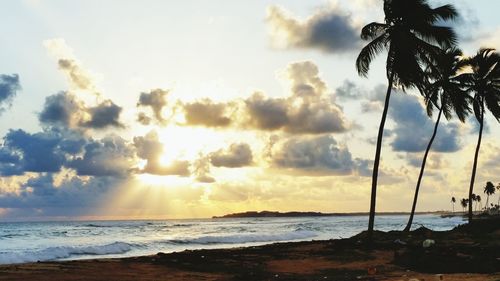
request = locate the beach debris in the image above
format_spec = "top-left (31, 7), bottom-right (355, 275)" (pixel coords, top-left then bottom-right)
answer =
top-left (394, 239), bottom-right (407, 245)
top-left (422, 239), bottom-right (435, 248)
top-left (367, 266), bottom-right (377, 275)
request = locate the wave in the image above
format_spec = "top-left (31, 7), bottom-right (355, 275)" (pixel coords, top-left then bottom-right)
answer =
top-left (0, 242), bottom-right (131, 264)
top-left (80, 222), bottom-right (152, 228)
top-left (169, 230), bottom-right (317, 245)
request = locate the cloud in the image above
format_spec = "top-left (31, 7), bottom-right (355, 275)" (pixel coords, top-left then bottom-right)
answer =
top-left (335, 80), bottom-right (364, 101)
top-left (0, 174), bottom-right (124, 216)
top-left (0, 128), bottom-right (135, 178)
top-left (210, 143), bottom-right (253, 168)
top-left (39, 92), bottom-right (124, 130)
top-left (57, 59), bottom-right (94, 92)
top-left (133, 131), bottom-right (190, 176)
top-left (137, 89), bottom-right (169, 125)
top-left (269, 135), bottom-right (362, 176)
top-left (0, 74), bottom-right (21, 113)
top-left (193, 155), bottom-right (215, 183)
top-left (266, 4), bottom-right (361, 53)
top-left (244, 61), bottom-right (350, 134)
top-left (42, 39), bottom-right (124, 130)
top-left (39, 92), bottom-right (84, 128)
top-left (0, 129), bottom-right (70, 175)
top-left (388, 92), bottom-right (462, 153)
top-left (181, 99), bottom-right (234, 127)
top-left (68, 136), bottom-right (135, 177)
top-left (81, 100), bottom-right (124, 129)
top-left (405, 154), bottom-right (446, 170)
top-left (361, 85), bottom-right (462, 153)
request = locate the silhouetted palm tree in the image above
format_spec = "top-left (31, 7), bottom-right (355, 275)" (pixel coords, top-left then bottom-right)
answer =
top-left (496, 183), bottom-right (500, 207)
top-left (356, 0), bottom-right (457, 238)
top-left (484, 181), bottom-right (496, 210)
top-left (404, 48), bottom-right (470, 231)
top-left (460, 198), bottom-right (468, 213)
top-left (471, 193), bottom-right (477, 212)
top-left (456, 48), bottom-right (500, 222)
top-left (451, 196), bottom-right (456, 213)
top-left (476, 195), bottom-right (482, 211)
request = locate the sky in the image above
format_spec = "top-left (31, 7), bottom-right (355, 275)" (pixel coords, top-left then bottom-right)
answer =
top-left (0, 0), bottom-right (499, 220)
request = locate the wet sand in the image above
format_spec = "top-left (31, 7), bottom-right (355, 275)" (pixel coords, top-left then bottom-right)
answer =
top-left (0, 218), bottom-right (498, 281)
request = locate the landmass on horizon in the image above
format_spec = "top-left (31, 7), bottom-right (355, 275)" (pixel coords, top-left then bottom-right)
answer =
top-left (212, 210), bottom-right (453, 218)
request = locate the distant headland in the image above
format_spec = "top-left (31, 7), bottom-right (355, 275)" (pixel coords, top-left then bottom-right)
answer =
top-left (212, 210), bottom-right (450, 219)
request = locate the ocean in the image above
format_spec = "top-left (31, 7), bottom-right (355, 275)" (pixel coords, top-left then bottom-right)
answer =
top-left (0, 214), bottom-right (465, 264)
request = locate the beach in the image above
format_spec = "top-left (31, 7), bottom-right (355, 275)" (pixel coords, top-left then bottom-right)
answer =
top-left (0, 217), bottom-right (498, 281)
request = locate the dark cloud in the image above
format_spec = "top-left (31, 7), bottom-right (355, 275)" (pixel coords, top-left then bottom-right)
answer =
top-left (137, 89), bottom-right (169, 125)
top-left (244, 61), bottom-right (349, 134)
top-left (68, 136), bottom-right (135, 177)
top-left (0, 74), bottom-right (20, 113)
top-left (244, 93), bottom-right (288, 130)
top-left (182, 99), bottom-right (234, 127)
top-left (270, 135), bottom-right (356, 175)
top-left (210, 143), bottom-right (253, 168)
top-left (39, 92), bottom-right (124, 130)
top-left (266, 5), bottom-right (361, 53)
top-left (0, 129), bottom-right (70, 175)
top-left (39, 92), bottom-right (83, 128)
top-left (0, 128), bottom-right (134, 178)
top-left (0, 174), bottom-right (123, 216)
top-left (133, 131), bottom-right (190, 176)
top-left (81, 100), bottom-right (124, 129)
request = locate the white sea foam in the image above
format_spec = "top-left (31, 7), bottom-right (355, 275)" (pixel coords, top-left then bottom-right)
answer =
top-left (169, 230), bottom-right (317, 244)
top-left (0, 242), bottom-right (131, 264)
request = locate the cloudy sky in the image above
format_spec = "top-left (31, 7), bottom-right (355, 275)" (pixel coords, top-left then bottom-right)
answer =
top-left (0, 0), bottom-right (499, 220)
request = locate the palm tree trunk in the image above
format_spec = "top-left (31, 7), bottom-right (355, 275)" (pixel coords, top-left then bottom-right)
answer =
top-left (403, 107), bottom-right (443, 232)
top-left (468, 101), bottom-right (484, 223)
top-left (486, 195), bottom-right (489, 210)
top-left (367, 73), bottom-right (395, 241)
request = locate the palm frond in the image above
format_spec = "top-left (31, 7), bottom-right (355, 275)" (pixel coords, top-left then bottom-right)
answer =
top-left (356, 34), bottom-right (389, 77)
top-left (361, 22), bottom-right (389, 40)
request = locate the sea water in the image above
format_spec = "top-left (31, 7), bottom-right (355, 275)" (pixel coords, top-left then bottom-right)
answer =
top-left (0, 214), bottom-right (465, 264)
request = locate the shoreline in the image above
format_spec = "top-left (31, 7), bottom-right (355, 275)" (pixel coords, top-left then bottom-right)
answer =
top-left (0, 218), bottom-right (498, 281)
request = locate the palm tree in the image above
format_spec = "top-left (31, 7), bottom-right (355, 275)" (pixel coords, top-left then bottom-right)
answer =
top-left (476, 195), bottom-right (482, 211)
top-left (456, 48), bottom-right (500, 222)
top-left (356, 0), bottom-right (458, 238)
top-left (451, 196), bottom-right (456, 213)
top-left (496, 183), bottom-right (500, 207)
top-left (484, 181), bottom-right (496, 210)
top-left (460, 198), bottom-right (468, 213)
top-left (403, 48), bottom-right (470, 232)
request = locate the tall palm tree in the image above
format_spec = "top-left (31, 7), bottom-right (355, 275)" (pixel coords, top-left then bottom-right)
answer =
top-left (403, 48), bottom-right (470, 232)
top-left (460, 198), bottom-right (468, 213)
top-left (456, 48), bottom-right (500, 222)
top-left (451, 196), bottom-right (456, 213)
top-left (484, 181), bottom-right (496, 209)
top-left (355, 0), bottom-right (458, 238)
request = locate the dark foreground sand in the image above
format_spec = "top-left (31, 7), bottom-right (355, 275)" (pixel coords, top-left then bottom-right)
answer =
top-left (0, 219), bottom-right (498, 281)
